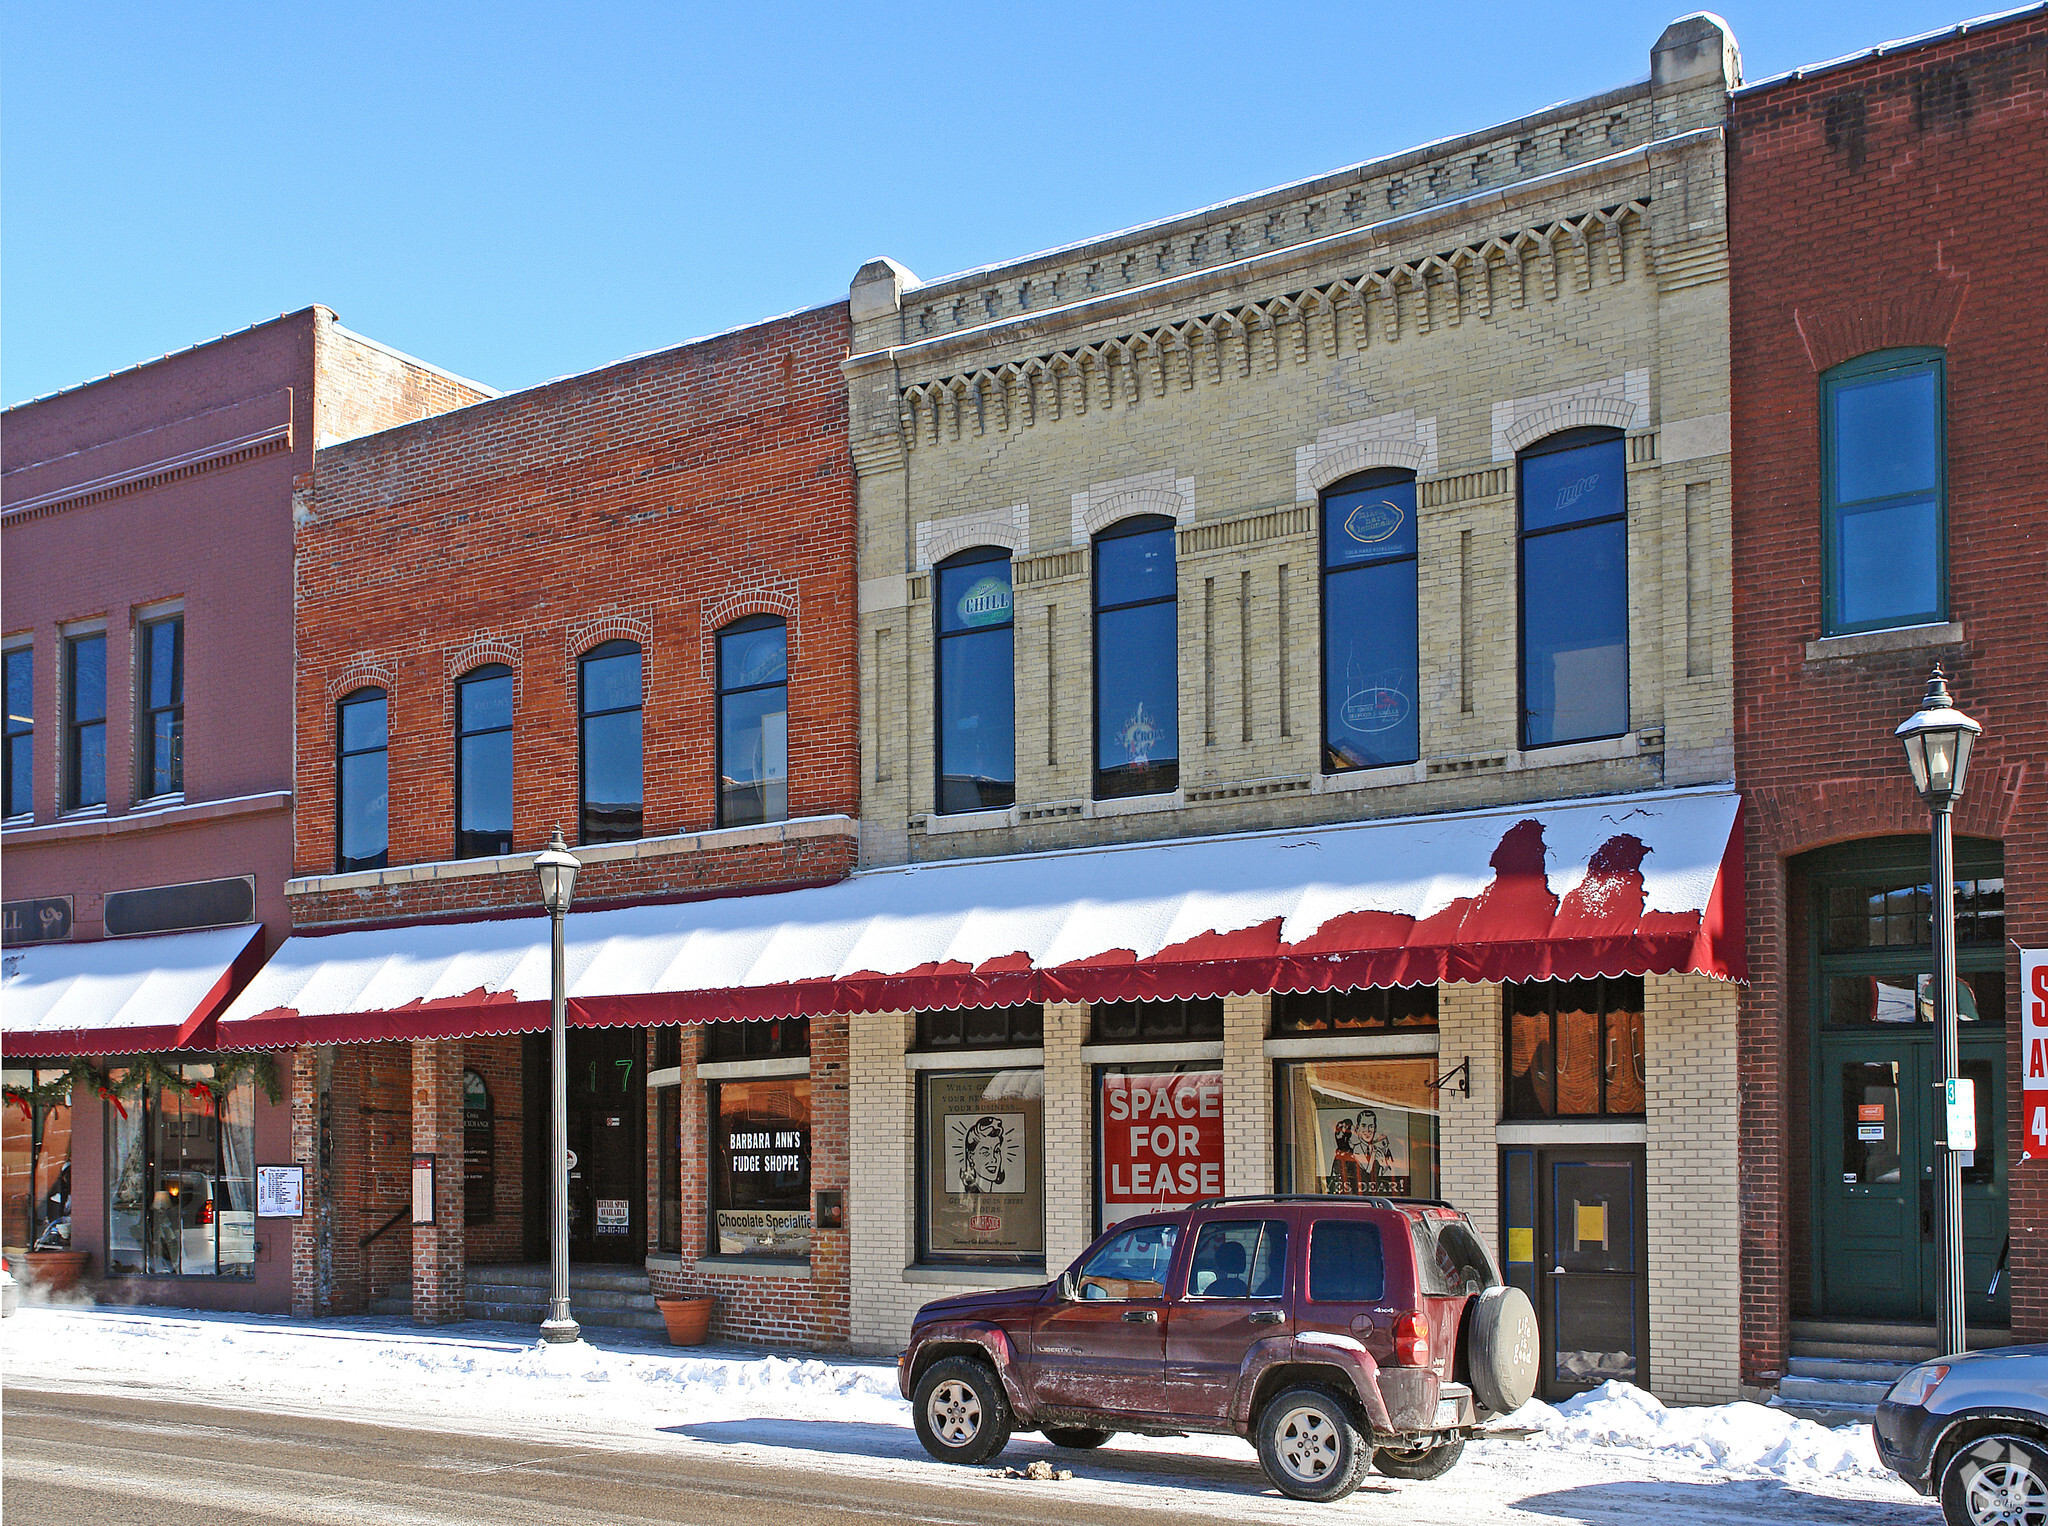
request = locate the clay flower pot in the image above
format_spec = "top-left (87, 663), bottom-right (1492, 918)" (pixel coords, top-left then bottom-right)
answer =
top-left (23, 1250), bottom-right (89, 1294)
top-left (654, 1295), bottom-right (714, 1346)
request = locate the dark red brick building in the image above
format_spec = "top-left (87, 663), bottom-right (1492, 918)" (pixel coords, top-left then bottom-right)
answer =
top-left (1729, 7), bottom-right (2048, 1389)
top-left (244, 302), bottom-right (860, 1344)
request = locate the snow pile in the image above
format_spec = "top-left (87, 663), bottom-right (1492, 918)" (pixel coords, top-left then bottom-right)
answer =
top-left (1504, 1380), bottom-right (1890, 1482)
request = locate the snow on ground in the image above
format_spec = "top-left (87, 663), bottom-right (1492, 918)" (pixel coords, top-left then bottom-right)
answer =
top-left (3, 1305), bottom-right (1933, 1525)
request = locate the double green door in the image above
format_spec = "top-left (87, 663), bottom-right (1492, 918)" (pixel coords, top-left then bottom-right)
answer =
top-left (1817, 1029), bottom-right (2007, 1324)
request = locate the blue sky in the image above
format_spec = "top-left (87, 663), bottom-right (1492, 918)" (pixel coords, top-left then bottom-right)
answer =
top-left (1, 2), bottom-right (2005, 404)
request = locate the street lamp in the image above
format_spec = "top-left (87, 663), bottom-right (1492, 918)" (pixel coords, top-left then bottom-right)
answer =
top-left (1895, 665), bottom-right (1982, 1359)
top-left (534, 827), bottom-right (582, 1345)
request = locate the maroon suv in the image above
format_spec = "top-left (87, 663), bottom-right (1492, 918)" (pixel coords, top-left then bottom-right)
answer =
top-left (898, 1194), bottom-right (1537, 1501)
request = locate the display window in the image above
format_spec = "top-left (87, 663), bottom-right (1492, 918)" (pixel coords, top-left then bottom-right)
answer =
top-left (105, 1061), bottom-right (257, 1278)
top-left (1097, 1063), bottom-right (1224, 1230)
top-left (918, 1068), bottom-right (1044, 1263)
top-left (1276, 1057), bottom-right (1439, 1199)
top-left (1504, 976), bottom-right (1645, 1118)
top-left (710, 1078), bottom-right (810, 1258)
top-left (1271, 985), bottom-right (1438, 1034)
top-left (2, 1067), bottom-right (74, 1252)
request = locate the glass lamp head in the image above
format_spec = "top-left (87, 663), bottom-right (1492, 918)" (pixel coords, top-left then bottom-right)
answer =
top-left (533, 827), bottom-right (581, 914)
top-left (1895, 666), bottom-right (1981, 804)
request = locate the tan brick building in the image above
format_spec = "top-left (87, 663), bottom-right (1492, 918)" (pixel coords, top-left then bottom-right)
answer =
top-left (834, 16), bottom-right (1749, 1401)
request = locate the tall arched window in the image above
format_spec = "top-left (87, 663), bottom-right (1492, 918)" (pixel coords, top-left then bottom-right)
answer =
top-left (1093, 514), bottom-right (1178, 800)
top-left (454, 664), bottom-right (514, 858)
top-left (1821, 347), bottom-right (1946, 635)
top-left (335, 686), bottom-right (388, 872)
top-left (1321, 469), bottom-right (1419, 773)
top-left (717, 615), bottom-right (787, 827)
top-left (1519, 427), bottom-right (1628, 748)
top-left (579, 640), bottom-right (643, 843)
top-left (935, 546), bottom-right (1015, 813)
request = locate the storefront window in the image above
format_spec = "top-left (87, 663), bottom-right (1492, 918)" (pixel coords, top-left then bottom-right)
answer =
top-left (915, 1004), bottom-right (1043, 1051)
top-left (1089, 998), bottom-right (1222, 1044)
top-left (1272, 986), bottom-right (1438, 1034)
top-left (2, 1068), bottom-right (75, 1251)
top-left (1505, 977), bottom-right (1645, 1119)
top-left (1276, 1057), bottom-right (1439, 1198)
top-left (105, 1061), bottom-right (256, 1278)
top-left (918, 1068), bottom-right (1044, 1263)
top-left (1097, 1063), bottom-right (1223, 1230)
top-left (710, 1078), bottom-right (810, 1258)
top-left (703, 1017), bottom-right (808, 1062)
top-left (656, 1086), bottom-right (682, 1254)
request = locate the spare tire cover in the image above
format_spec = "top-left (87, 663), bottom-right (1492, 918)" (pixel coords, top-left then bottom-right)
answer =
top-left (1465, 1286), bottom-right (1539, 1416)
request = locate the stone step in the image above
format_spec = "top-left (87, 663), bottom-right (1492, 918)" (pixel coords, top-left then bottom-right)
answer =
top-left (1788, 1318), bottom-right (2012, 1352)
top-left (1777, 1373), bottom-right (1896, 1408)
top-left (1769, 1395), bottom-right (1879, 1427)
top-left (1788, 1356), bottom-right (1912, 1382)
top-left (1789, 1338), bottom-right (1938, 1365)
top-left (464, 1298), bottom-right (669, 1333)
top-left (466, 1265), bottom-right (652, 1295)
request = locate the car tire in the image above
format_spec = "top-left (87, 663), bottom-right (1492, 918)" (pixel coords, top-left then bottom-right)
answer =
top-left (1940, 1431), bottom-right (2048, 1526)
top-left (1256, 1385), bottom-right (1370, 1503)
top-left (1372, 1436), bottom-right (1466, 1481)
top-left (1043, 1427), bottom-right (1114, 1449)
top-left (911, 1356), bottom-right (1014, 1467)
top-left (1465, 1286), bottom-right (1539, 1417)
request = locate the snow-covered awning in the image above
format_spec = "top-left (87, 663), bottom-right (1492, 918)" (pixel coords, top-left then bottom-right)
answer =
top-left (1, 924), bottom-right (268, 1058)
top-left (213, 788), bottom-right (1742, 1048)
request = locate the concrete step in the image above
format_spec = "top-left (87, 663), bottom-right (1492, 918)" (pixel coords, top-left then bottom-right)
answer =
top-left (464, 1263), bottom-right (652, 1295)
top-left (1787, 1356), bottom-right (1912, 1383)
top-left (1777, 1373), bottom-right (1896, 1408)
top-left (464, 1298), bottom-right (669, 1333)
top-left (1790, 1339), bottom-right (1938, 1365)
top-left (367, 1295), bottom-right (413, 1317)
top-left (1790, 1318), bottom-right (1939, 1347)
top-left (1769, 1394), bottom-right (1879, 1427)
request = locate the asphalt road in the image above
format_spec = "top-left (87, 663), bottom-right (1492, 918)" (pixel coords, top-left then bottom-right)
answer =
top-left (2, 1384), bottom-right (1215, 1526)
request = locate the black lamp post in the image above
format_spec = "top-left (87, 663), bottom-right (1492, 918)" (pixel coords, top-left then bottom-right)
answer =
top-left (1894, 666), bottom-right (1982, 1358)
top-left (534, 827), bottom-right (582, 1345)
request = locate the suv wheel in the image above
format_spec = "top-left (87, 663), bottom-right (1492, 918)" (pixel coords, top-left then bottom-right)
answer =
top-left (1256, 1386), bottom-right (1369, 1502)
top-left (1043, 1427), bottom-right (1114, 1449)
top-left (1372, 1436), bottom-right (1466, 1481)
top-left (1941, 1432), bottom-right (2048, 1526)
top-left (911, 1356), bottom-right (1013, 1466)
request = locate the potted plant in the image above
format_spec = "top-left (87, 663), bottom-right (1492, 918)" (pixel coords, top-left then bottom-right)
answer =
top-left (22, 1248), bottom-right (89, 1294)
top-left (653, 1294), bottom-right (714, 1346)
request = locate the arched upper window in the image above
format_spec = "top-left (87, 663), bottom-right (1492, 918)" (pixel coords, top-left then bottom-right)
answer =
top-left (454, 664), bottom-right (513, 859)
top-left (935, 546), bottom-right (1015, 814)
top-left (1093, 514), bottom-right (1179, 800)
top-left (717, 616), bottom-right (787, 827)
top-left (579, 640), bottom-right (643, 844)
top-left (1519, 427), bottom-right (1628, 749)
top-left (1822, 347), bottom-right (1946, 636)
top-left (335, 686), bottom-right (388, 872)
top-left (1320, 469), bottom-right (1419, 773)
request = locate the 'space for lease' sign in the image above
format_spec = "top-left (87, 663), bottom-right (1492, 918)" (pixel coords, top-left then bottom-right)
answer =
top-left (2024, 950), bottom-right (2048, 1162)
top-left (1100, 1070), bottom-right (1224, 1226)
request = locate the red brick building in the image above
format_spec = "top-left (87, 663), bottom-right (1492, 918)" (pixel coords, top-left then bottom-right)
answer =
top-left (1, 309), bottom-right (491, 1310)
top-left (1728, 7), bottom-right (2048, 1393)
top-left (230, 302), bottom-right (860, 1343)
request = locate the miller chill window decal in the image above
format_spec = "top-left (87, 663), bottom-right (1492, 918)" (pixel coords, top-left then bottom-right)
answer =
top-left (1100, 1070), bottom-right (1223, 1226)
top-left (2024, 949), bottom-right (2048, 1161)
top-left (955, 576), bottom-right (1012, 629)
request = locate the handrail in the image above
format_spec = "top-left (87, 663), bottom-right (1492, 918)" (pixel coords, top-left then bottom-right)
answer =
top-left (359, 1206), bottom-right (410, 1248)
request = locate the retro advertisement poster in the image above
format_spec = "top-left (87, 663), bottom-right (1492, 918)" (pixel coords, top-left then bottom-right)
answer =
top-left (1099, 1070), bottom-right (1224, 1227)
top-left (2024, 949), bottom-right (2047, 1162)
top-left (924, 1069), bottom-right (1044, 1256)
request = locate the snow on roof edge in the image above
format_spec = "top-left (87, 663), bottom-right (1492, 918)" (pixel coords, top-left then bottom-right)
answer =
top-left (1735, 1), bottom-right (2045, 95)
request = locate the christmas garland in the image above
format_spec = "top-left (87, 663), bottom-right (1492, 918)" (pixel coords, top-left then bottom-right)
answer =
top-left (4, 1051), bottom-right (282, 1122)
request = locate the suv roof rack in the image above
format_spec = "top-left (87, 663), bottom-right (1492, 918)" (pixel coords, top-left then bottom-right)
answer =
top-left (1188, 1193), bottom-right (1457, 1211)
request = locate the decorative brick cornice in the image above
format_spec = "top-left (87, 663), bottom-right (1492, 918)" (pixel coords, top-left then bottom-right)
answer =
top-left (444, 634), bottom-right (520, 680)
top-left (2, 421), bottom-right (292, 524)
top-left (700, 574), bottom-right (801, 679)
top-left (1744, 762), bottom-right (2030, 860)
top-left (325, 659), bottom-right (397, 703)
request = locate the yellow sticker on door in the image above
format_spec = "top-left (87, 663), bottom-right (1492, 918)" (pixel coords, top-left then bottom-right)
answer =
top-left (1576, 1202), bottom-right (1608, 1249)
top-left (1508, 1227), bottom-right (1534, 1264)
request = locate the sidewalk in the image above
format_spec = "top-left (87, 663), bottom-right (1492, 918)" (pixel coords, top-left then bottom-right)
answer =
top-left (2, 1303), bottom-right (1932, 1524)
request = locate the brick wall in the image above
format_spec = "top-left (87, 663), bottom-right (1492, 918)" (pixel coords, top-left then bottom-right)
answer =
top-left (1729, 13), bottom-right (2048, 1376)
top-left (411, 1039), bottom-right (466, 1323)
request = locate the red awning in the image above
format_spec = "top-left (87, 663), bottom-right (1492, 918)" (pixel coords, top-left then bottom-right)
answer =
top-left (1, 924), bottom-right (267, 1058)
top-left (215, 789), bottom-right (1742, 1048)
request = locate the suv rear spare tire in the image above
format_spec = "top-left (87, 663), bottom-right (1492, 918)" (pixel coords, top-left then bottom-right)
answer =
top-left (1256, 1385), bottom-right (1369, 1502)
top-left (1465, 1285), bottom-right (1539, 1416)
top-left (912, 1356), bottom-right (1013, 1466)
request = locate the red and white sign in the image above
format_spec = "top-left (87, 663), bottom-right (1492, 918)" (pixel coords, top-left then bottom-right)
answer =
top-left (1100, 1071), bottom-right (1224, 1226)
top-left (2023, 949), bottom-right (2048, 1162)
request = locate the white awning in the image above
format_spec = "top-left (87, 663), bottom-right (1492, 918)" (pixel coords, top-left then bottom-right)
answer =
top-left (214, 787), bottom-right (1742, 1048)
top-left (1, 924), bottom-right (267, 1057)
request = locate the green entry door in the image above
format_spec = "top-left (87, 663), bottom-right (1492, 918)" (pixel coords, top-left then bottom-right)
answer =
top-left (1817, 1028), bottom-right (2007, 1324)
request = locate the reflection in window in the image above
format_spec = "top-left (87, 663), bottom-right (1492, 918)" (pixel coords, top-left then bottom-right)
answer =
top-left (1308, 1219), bottom-right (1387, 1303)
top-left (1272, 986), bottom-right (1438, 1033)
top-left (936, 547), bottom-right (1016, 813)
top-left (1277, 1057), bottom-right (1439, 1198)
top-left (702, 1017), bottom-right (809, 1062)
top-left (1, 1065), bottom-right (73, 1250)
top-left (105, 1061), bottom-right (255, 1278)
top-left (1088, 997), bottom-right (1221, 1043)
top-left (1505, 976), bottom-right (1645, 1118)
top-left (64, 632), bottom-right (106, 810)
top-left (711, 1078), bottom-right (810, 1258)
top-left (919, 1068), bottom-right (1045, 1263)
top-left (656, 1086), bottom-right (682, 1254)
top-left (139, 614), bottom-right (184, 798)
top-left (455, 665), bottom-right (514, 858)
top-left (1074, 1221), bottom-right (1179, 1300)
top-left (1321, 471), bottom-right (1419, 772)
top-left (1822, 875), bottom-right (2004, 951)
top-left (1825, 969), bottom-right (2004, 1027)
top-left (1093, 516), bottom-right (1178, 799)
top-left (336, 687), bottom-right (388, 871)
top-left (1823, 349), bottom-right (1945, 635)
top-left (5, 645), bottom-right (32, 818)
top-left (717, 616), bottom-right (787, 827)
top-left (579, 641), bottom-right (643, 844)
top-left (1519, 429), bottom-right (1627, 747)
top-left (914, 1003), bottom-right (1043, 1050)
top-left (1188, 1218), bottom-right (1288, 1298)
